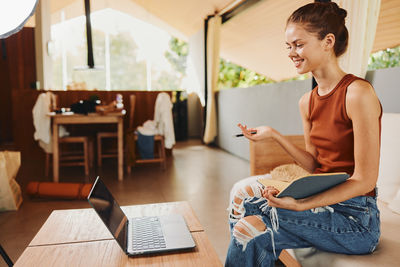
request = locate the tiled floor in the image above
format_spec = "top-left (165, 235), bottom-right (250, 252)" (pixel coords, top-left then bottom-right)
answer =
top-left (0, 139), bottom-right (252, 266)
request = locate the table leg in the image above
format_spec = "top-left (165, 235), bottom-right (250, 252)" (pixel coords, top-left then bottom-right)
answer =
top-left (52, 119), bottom-right (59, 182)
top-left (118, 117), bottom-right (123, 181)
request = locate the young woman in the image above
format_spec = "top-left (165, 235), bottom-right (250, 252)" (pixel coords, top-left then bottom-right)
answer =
top-left (225, 2), bottom-right (382, 267)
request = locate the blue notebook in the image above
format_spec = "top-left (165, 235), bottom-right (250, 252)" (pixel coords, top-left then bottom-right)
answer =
top-left (258, 172), bottom-right (350, 199)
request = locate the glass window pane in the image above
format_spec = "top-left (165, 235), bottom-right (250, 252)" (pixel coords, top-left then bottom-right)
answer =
top-left (51, 4), bottom-right (187, 91)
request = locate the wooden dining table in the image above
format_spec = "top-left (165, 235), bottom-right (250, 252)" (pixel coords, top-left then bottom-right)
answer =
top-left (49, 111), bottom-right (125, 182)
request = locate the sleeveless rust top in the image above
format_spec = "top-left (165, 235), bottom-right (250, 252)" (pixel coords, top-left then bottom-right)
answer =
top-left (309, 74), bottom-right (380, 175)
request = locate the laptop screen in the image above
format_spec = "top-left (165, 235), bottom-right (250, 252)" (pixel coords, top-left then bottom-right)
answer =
top-left (88, 177), bottom-right (128, 251)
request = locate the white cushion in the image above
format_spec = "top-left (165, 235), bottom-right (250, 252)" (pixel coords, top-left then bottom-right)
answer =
top-left (377, 113), bottom-right (400, 203)
top-left (294, 201), bottom-right (400, 267)
top-left (389, 188), bottom-right (400, 214)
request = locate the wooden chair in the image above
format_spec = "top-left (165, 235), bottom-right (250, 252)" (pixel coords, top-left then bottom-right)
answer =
top-left (43, 93), bottom-right (93, 177)
top-left (97, 94), bottom-right (167, 172)
top-left (128, 134), bottom-right (166, 173)
top-left (250, 135), bottom-right (305, 267)
top-left (45, 136), bottom-right (93, 177)
top-left (97, 131), bottom-right (117, 167)
top-left (97, 95), bottom-right (136, 167)
top-left (125, 94), bottom-right (166, 173)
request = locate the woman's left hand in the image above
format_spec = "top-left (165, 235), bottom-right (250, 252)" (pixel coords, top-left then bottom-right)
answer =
top-left (262, 186), bottom-right (303, 211)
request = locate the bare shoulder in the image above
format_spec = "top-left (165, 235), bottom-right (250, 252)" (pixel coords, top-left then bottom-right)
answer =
top-left (298, 91), bottom-right (312, 117)
top-left (346, 79), bottom-right (381, 118)
top-left (347, 79), bottom-right (375, 97)
top-left (299, 91), bottom-right (311, 105)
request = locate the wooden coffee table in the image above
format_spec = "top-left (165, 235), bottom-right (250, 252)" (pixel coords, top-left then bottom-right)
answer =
top-left (14, 201), bottom-right (222, 266)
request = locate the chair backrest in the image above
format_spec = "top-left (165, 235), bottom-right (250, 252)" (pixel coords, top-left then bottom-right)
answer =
top-left (249, 135), bottom-right (305, 175)
top-left (51, 93), bottom-right (59, 111)
top-left (128, 94), bottom-right (136, 130)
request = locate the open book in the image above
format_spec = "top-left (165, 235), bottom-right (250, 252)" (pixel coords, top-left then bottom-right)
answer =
top-left (258, 172), bottom-right (350, 199)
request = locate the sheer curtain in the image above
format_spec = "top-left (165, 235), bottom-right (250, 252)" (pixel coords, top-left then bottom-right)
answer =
top-left (334, 0), bottom-right (381, 78)
top-left (181, 28), bottom-right (205, 106)
top-left (203, 15), bottom-right (221, 144)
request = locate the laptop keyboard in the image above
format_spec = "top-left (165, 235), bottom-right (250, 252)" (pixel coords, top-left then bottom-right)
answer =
top-left (131, 216), bottom-right (166, 251)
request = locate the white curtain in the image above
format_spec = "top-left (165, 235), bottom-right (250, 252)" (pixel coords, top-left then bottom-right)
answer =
top-left (181, 28), bottom-right (205, 106)
top-left (203, 15), bottom-right (221, 144)
top-left (334, 0), bottom-right (381, 78)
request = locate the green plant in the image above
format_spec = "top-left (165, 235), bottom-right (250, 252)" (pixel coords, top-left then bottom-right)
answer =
top-left (218, 59), bottom-right (275, 90)
top-left (368, 46), bottom-right (400, 70)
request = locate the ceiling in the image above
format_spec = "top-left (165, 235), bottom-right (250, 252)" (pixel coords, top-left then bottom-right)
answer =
top-left (220, 0), bottom-right (311, 80)
top-left (373, 0), bottom-right (400, 53)
top-left (30, 0), bottom-right (400, 81)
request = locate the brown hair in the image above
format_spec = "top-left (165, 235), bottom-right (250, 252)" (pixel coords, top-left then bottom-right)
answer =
top-left (287, 2), bottom-right (348, 57)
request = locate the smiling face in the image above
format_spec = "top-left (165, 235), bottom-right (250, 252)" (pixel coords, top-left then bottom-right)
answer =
top-left (285, 23), bottom-right (333, 74)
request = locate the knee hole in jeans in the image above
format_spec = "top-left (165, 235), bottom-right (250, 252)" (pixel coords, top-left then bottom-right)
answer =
top-left (233, 215), bottom-right (267, 250)
top-left (231, 183), bottom-right (263, 216)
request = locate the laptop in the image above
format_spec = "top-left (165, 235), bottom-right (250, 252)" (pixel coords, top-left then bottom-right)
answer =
top-left (87, 177), bottom-right (195, 255)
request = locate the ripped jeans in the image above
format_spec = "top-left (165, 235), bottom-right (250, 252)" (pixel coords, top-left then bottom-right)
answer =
top-left (225, 177), bottom-right (381, 267)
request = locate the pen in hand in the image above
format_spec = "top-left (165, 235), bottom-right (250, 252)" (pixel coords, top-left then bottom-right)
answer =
top-left (234, 131), bottom-right (257, 137)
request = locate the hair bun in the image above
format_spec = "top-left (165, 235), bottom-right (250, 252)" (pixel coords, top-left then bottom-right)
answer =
top-left (329, 2), bottom-right (347, 19)
top-left (337, 8), bottom-right (347, 19)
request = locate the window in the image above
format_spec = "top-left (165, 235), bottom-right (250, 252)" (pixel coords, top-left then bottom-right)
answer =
top-left (51, 8), bottom-right (186, 91)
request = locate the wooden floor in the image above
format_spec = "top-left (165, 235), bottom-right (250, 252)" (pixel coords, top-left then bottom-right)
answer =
top-left (0, 139), bottom-right (251, 266)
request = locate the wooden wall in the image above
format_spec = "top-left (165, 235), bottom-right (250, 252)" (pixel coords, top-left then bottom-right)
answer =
top-left (0, 27), bottom-right (36, 143)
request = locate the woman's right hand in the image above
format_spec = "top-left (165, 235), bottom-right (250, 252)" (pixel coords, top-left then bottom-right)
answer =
top-left (262, 186), bottom-right (280, 198)
top-left (238, 123), bottom-right (275, 141)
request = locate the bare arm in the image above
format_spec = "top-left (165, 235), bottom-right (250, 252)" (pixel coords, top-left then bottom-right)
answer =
top-left (265, 80), bottom-right (382, 210)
